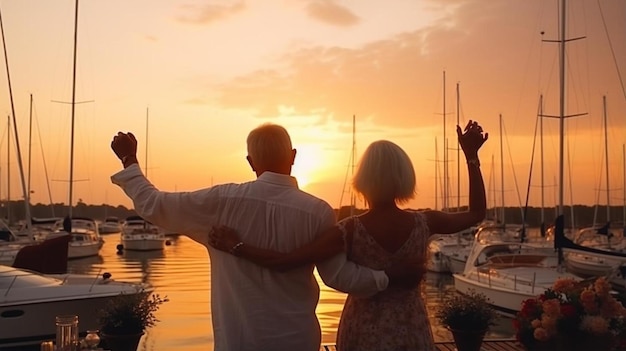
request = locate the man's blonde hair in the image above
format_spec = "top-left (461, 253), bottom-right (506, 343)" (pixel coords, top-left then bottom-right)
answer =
top-left (247, 123), bottom-right (293, 169)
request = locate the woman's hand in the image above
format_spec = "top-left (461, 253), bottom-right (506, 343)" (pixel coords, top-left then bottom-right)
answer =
top-left (457, 120), bottom-right (488, 159)
top-left (208, 225), bottom-right (241, 253)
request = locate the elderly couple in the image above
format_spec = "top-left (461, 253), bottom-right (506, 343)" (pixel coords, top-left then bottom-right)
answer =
top-left (110, 121), bottom-right (487, 351)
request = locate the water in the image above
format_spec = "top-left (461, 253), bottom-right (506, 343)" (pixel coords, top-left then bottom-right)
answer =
top-left (31, 233), bottom-right (516, 350)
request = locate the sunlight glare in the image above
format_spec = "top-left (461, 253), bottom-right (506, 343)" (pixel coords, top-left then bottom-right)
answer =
top-left (292, 144), bottom-right (322, 190)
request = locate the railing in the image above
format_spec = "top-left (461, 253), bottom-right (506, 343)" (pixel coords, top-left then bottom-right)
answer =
top-left (474, 267), bottom-right (539, 292)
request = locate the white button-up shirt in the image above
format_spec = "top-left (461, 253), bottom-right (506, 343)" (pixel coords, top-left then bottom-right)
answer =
top-left (111, 165), bottom-right (388, 351)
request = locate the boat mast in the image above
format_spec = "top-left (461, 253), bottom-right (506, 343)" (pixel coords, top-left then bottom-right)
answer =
top-left (434, 137), bottom-right (438, 211)
top-left (350, 114), bottom-right (356, 216)
top-left (68, 0), bottom-right (79, 219)
top-left (456, 82), bottom-right (460, 211)
top-left (145, 107), bottom-right (149, 178)
top-left (539, 94), bottom-right (546, 228)
top-left (442, 71), bottom-right (447, 211)
top-left (542, 0), bottom-right (586, 225)
top-left (557, 0), bottom-right (565, 218)
top-left (28, 94), bottom-right (32, 198)
top-left (0, 6), bottom-right (33, 233)
top-left (602, 96), bottom-right (609, 222)
top-left (499, 114), bottom-right (505, 225)
top-left (6, 115), bottom-right (9, 223)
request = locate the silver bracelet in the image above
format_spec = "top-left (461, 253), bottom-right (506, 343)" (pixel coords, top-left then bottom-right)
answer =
top-left (229, 242), bottom-right (244, 255)
top-left (121, 154), bottom-right (135, 164)
top-left (467, 158), bottom-right (480, 167)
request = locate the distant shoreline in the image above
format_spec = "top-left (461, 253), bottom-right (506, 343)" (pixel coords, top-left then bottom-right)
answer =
top-left (2, 200), bottom-right (620, 229)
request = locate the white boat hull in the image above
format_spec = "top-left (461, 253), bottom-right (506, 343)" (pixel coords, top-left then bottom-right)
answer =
top-left (2, 294), bottom-right (125, 346)
top-left (565, 252), bottom-right (620, 277)
top-left (68, 241), bottom-right (103, 259)
top-left (0, 266), bottom-right (147, 347)
top-left (454, 267), bottom-right (577, 315)
top-left (446, 254), bottom-right (468, 274)
top-left (122, 234), bottom-right (166, 251)
top-left (98, 225), bottom-right (122, 234)
top-left (453, 273), bottom-right (539, 314)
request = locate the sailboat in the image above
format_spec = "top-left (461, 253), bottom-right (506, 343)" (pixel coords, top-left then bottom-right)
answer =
top-left (560, 96), bottom-right (626, 284)
top-left (427, 81), bottom-right (476, 274)
top-left (337, 115), bottom-right (358, 219)
top-left (120, 108), bottom-right (167, 251)
top-left (453, 0), bottom-right (586, 314)
top-left (43, 0), bottom-right (103, 259)
top-left (0, 3), bottom-right (149, 347)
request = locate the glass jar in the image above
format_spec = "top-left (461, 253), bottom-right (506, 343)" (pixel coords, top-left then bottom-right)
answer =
top-left (39, 340), bottom-right (54, 351)
top-left (84, 330), bottom-right (101, 349)
top-left (55, 315), bottom-right (78, 351)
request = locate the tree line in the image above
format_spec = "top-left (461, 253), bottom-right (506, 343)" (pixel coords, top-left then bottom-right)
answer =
top-left (2, 200), bottom-right (622, 229)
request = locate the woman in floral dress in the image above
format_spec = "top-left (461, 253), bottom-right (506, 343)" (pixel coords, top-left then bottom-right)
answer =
top-left (209, 120), bottom-right (488, 351)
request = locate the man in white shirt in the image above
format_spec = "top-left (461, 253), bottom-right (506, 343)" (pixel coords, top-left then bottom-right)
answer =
top-left (110, 123), bottom-right (420, 351)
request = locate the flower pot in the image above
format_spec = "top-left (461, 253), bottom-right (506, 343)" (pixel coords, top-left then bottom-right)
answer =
top-left (449, 328), bottom-right (487, 351)
top-left (100, 332), bottom-right (144, 351)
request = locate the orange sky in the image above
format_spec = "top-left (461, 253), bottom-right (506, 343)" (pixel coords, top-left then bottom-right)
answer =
top-left (0, 0), bottom-right (624, 214)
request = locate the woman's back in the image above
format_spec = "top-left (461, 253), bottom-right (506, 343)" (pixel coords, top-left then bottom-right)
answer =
top-left (335, 211), bottom-right (435, 351)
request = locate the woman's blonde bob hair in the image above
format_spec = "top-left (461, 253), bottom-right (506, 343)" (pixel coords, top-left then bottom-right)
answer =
top-left (352, 140), bottom-right (416, 204)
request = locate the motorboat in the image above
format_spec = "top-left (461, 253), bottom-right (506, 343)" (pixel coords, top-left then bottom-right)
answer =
top-left (0, 219), bottom-right (37, 266)
top-left (453, 225), bottom-right (580, 315)
top-left (427, 233), bottom-right (473, 274)
top-left (427, 223), bottom-right (528, 274)
top-left (45, 217), bottom-right (104, 259)
top-left (120, 216), bottom-right (166, 251)
top-left (99, 216), bottom-right (122, 235)
top-left (563, 224), bottom-right (626, 278)
top-left (556, 223), bottom-right (626, 292)
top-left (0, 265), bottom-right (148, 347)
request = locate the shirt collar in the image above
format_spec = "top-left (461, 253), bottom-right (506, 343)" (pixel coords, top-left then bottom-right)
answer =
top-left (257, 171), bottom-right (299, 188)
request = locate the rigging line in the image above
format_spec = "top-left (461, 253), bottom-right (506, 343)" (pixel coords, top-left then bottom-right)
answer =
top-left (337, 131), bottom-right (352, 211)
top-left (33, 102), bottom-right (56, 217)
top-left (597, 0), bottom-right (626, 103)
top-left (512, 2), bottom-right (549, 119)
top-left (522, 98), bottom-right (542, 234)
top-left (0, 4), bottom-right (31, 229)
top-left (566, 134), bottom-right (576, 229)
top-left (501, 117), bottom-right (525, 219)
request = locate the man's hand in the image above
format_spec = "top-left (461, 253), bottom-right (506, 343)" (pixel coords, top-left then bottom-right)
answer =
top-left (111, 132), bottom-right (138, 167)
top-left (208, 225), bottom-right (241, 253)
top-left (385, 259), bottom-right (427, 289)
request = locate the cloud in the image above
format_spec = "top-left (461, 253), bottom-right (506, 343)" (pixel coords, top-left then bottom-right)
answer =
top-left (143, 35), bottom-right (159, 43)
top-left (176, 1), bottom-right (246, 25)
top-left (305, 1), bottom-right (360, 27)
top-left (208, 0), bottom-right (626, 136)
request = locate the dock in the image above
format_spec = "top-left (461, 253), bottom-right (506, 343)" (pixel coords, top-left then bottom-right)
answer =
top-left (322, 339), bottom-right (524, 351)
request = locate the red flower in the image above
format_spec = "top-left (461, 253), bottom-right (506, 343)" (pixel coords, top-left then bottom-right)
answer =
top-left (520, 298), bottom-right (538, 318)
top-left (512, 319), bottom-right (520, 330)
top-left (560, 303), bottom-right (576, 318)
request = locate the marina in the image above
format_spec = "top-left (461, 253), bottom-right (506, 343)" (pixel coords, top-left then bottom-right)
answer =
top-left (5, 230), bottom-right (518, 351)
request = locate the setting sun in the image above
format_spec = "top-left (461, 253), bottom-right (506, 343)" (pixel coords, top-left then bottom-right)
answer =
top-left (292, 143), bottom-right (325, 190)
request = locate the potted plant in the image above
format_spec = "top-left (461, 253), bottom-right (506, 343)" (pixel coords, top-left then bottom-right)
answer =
top-left (97, 289), bottom-right (168, 351)
top-left (436, 289), bottom-right (498, 351)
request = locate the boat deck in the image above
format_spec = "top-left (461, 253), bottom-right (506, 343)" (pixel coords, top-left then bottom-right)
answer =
top-left (322, 339), bottom-right (524, 350)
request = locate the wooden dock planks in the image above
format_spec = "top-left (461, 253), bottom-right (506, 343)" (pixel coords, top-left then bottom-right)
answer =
top-left (321, 339), bottom-right (524, 351)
